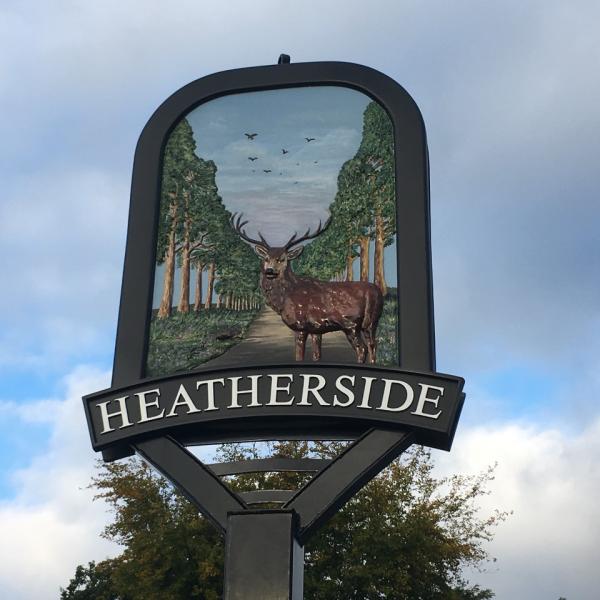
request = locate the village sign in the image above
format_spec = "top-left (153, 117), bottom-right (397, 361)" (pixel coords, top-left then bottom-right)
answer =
top-left (83, 55), bottom-right (464, 599)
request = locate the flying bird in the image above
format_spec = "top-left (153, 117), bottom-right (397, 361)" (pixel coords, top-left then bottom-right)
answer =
top-left (248, 156), bottom-right (258, 161)
top-left (305, 137), bottom-right (315, 142)
top-left (314, 160), bottom-right (318, 164)
top-left (263, 169), bottom-right (272, 173)
top-left (282, 148), bottom-right (289, 154)
top-left (294, 181), bottom-right (299, 184)
top-left (245, 133), bottom-right (258, 140)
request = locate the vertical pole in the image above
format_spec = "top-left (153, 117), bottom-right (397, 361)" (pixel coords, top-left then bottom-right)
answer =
top-left (224, 511), bottom-right (304, 600)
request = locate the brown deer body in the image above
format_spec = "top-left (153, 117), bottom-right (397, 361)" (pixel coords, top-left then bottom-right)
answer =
top-left (232, 214), bottom-right (383, 363)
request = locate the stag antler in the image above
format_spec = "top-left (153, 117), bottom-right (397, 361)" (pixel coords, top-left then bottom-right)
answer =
top-left (284, 215), bottom-right (332, 249)
top-left (230, 213), bottom-right (270, 248)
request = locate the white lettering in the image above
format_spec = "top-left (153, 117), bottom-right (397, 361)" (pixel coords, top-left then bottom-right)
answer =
top-left (267, 374), bottom-right (295, 405)
top-left (377, 379), bottom-right (414, 412)
top-left (298, 374), bottom-right (329, 406)
top-left (229, 376), bottom-right (262, 408)
top-left (166, 384), bottom-right (201, 417)
top-left (358, 376), bottom-right (377, 409)
top-left (98, 396), bottom-right (133, 434)
top-left (137, 388), bottom-right (164, 423)
top-left (196, 378), bottom-right (226, 411)
top-left (411, 384), bottom-right (443, 419)
top-left (333, 375), bottom-right (355, 407)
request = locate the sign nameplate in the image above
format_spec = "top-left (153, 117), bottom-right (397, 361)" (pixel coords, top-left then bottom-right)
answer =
top-left (84, 365), bottom-right (463, 452)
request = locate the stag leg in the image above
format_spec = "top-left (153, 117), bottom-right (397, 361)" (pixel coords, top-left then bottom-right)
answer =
top-left (344, 330), bottom-right (367, 363)
top-left (295, 331), bottom-right (307, 361)
top-left (310, 334), bottom-right (322, 361)
top-left (362, 329), bottom-right (377, 364)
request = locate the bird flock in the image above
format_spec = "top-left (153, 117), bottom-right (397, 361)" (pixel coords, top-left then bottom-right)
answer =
top-left (243, 132), bottom-right (319, 184)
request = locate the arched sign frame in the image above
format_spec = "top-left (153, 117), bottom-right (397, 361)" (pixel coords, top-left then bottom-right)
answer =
top-left (115, 61), bottom-right (435, 386)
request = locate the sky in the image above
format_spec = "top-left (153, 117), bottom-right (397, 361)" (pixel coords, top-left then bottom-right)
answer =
top-left (1, 0), bottom-right (599, 597)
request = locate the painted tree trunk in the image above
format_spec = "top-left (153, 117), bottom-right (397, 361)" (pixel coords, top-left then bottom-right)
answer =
top-left (204, 262), bottom-right (215, 309)
top-left (178, 215), bottom-right (191, 313)
top-left (216, 294), bottom-right (222, 309)
top-left (346, 241), bottom-right (354, 281)
top-left (374, 213), bottom-right (387, 295)
top-left (193, 263), bottom-right (203, 311)
top-left (157, 197), bottom-right (178, 319)
top-left (359, 235), bottom-right (370, 282)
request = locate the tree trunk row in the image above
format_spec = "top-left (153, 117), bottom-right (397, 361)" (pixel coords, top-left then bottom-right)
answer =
top-left (160, 221), bottom-right (389, 320)
top-left (347, 228), bottom-right (388, 295)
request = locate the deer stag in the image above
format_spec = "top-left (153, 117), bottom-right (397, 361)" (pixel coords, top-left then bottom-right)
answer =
top-left (231, 213), bottom-right (383, 363)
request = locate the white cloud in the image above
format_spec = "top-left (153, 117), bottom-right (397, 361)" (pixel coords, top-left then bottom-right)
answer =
top-left (0, 367), bottom-right (119, 599)
top-left (3, 368), bottom-right (599, 598)
top-left (434, 418), bottom-right (600, 599)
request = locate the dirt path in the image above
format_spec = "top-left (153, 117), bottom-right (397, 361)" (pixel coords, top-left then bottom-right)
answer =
top-left (202, 306), bottom-right (355, 368)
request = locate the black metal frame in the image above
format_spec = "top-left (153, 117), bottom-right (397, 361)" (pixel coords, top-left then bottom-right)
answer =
top-left (84, 59), bottom-right (460, 599)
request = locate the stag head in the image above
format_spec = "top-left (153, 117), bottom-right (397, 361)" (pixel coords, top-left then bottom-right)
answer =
top-left (230, 213), bottom-right (331, 280)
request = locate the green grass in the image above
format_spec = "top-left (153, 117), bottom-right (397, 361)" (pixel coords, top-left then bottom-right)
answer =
top-left (375, 293), bottom-right (398, 366)
top-left (146, 308), bottom-right (259, 378)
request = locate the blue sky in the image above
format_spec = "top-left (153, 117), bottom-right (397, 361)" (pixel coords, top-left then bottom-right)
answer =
top-left (1, 1), bottom-right (599, 598)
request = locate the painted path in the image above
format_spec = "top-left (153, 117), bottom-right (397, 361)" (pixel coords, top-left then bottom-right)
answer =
top-left (201, 306), bottom-right (355, 369)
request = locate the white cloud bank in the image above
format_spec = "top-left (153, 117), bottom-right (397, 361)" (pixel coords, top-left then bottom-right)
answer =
top-left (0, 367), bottom-right (118, 599)
top-left (0, 365), bottom-right (598, 598)
top-left (434, 419), bottom-right (600, 599)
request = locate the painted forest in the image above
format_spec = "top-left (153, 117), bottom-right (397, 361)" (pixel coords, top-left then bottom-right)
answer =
top-left (296, 101), bottom-right (396, 294)
top-left (146, 100), bottom-right (397, 377)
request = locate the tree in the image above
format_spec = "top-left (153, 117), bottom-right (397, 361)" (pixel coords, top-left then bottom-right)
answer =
top-left (156, 119), bottom-right (199, 319)
top-left (63, 444), bottom-right (507, 599)
top-left (356, 102), bottom-right (396, 295)
top-left (296, 101), bottom-right (395, 295)
top-left (60, 561), bottom-right (120, 600)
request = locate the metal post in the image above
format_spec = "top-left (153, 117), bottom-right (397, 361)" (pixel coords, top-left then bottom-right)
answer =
top-left (224, 510), bottom-right (303, 600)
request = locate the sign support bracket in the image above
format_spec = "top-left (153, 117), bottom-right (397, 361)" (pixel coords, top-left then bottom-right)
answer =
top-left (287, 428), bottom-right (415, 543)
top-left (134, 436), bottom-right (247, 534)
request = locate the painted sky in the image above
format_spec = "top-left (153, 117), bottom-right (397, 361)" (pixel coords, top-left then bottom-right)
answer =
top-left (1, 1), bottom-right (599, 598)
top-left (188, 86), bottom-right (371, 243)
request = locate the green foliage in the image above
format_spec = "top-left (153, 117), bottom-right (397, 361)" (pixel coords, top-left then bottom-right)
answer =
top-left (155, 116), bottom-right (261, 303)
top-left (60, 561), bottom-right (120, 599)
top-left (64, 444), bottom-right (507, 599)
top-left (146, 308), bottom-right (259, 377)
top-left (297, 101), bottom-right (396, 280)
top-left (62, 460), bottom-right (224, 600)
top-left (218, 442), bottom-right (504, 600)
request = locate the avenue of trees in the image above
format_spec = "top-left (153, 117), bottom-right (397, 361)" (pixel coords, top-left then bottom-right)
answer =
top-left (61, 443), bottom-right (507, 599)
top-left (157, 101), bottom-right (396, 319)
top-left (297, 101), bottom-right (396, 296)
top-left (156, 118), bottom-right (262, 318)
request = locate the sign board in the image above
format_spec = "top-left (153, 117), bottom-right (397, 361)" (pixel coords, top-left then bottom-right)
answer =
top-left (82, 57), bottom-right (465, 599)
top-left (83, 61), bottom-right (463, 459)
